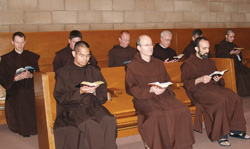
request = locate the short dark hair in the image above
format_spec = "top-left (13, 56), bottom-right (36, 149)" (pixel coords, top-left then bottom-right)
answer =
top-left (194, 37), bottom-right (208, 47)
top-left (136, 37), bottom-right (141, 46)
top-left (74, 41), bottom-right (90, 52)
top-left (12, 32), bottom-right (26, 41)
top-left (226, 29), bottom-right (234, 36)
top-left (192, 29), bottom-right (203, 37)
top-left (69, 30), bottom-right (82, 40)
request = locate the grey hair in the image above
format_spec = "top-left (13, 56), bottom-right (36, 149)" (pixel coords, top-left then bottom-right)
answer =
top-left (160, 30), bottom-right (172, 38)
top-left (226, 29), bottom-right (234, 36)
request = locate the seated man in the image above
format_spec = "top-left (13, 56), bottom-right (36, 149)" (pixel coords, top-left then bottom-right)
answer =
top-left (53, 30), bottom-right (98, 72)
top-left (153, 30), bottom-right (178, 63)
top-left (215, 29), bottom-right (250, 96)
top-left (108, 30), bottom-right (137, 67)
top-left (125, 35), bottom-right (194, 149)
top-left (181, 37), bottom-right (249, 147)
top-left (182, 29), bottom-right (203, 60)
top-left (53, 41), bottom-right (117, 149)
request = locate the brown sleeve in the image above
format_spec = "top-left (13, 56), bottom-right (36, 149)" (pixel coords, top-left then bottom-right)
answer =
top-left (125, 67), bottom-right (153, 100)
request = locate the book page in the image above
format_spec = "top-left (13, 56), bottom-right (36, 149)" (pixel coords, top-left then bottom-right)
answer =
top-left (148, 82), bottom-right (173, 89)
top-left (209, 69), bottom-right (228, 77)
top-left (80, 81), bottom-right (104, 87)
top-left (173, 54), bottom-right (184, 59)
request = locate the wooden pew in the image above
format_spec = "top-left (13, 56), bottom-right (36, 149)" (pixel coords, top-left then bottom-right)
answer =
top-left (0, 28), bottom-right (249, 72)
top-left (0, 99), bottom-right (6, 124)
top-left (33, 57), bottom-right (236, 149)
top-left (33, 69), bottom-right (136, 149)
top-left (165, 58), bottom-right (237, 102)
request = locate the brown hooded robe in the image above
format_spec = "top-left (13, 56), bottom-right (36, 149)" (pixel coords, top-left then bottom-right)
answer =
top-left (125, 53), bottom-right (194, 149)
top-left (181, 55), bottom-right (246, 141)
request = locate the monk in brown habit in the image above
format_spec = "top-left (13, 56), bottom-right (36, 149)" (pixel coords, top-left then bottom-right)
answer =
top-left (53, 30), bottom-right (98, 72)
top-left (182, 29), bottom-right (203, 60)
top-left (125, 35), bottom-right (194, 149)
top-left (108, 30), bottom-right (137, 67)
top-left (0, 32), bottom-right (40, 137)
top-left (153, 30), bottom-right (178, 63)
top-left (215, 29), bottom-right (250, 96)
top-left (53, 41), bottom-right (117, 149)
top-left (181, 37), bottom-right (249, 147)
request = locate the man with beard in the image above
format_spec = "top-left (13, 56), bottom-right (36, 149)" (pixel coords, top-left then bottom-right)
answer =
top-left (53, 30), bottom-right (98, 72)
top-left (181, 37), bottom-right (249, 147)
top-left (53, 41), bottom-right (117, 149)
top-left (153, 30), bottom-right (179, 63)
top-left (108, 30), bottom-right (137, 67)
top-left (215, 29), bottom-right (250, 96)
top-left (125, 35), bottom-right (194, 149)
top-left (0, 32), bottom-right (40, 137)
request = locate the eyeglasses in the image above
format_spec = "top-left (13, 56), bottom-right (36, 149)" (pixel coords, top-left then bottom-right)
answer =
top-left (139, 43), bottom-right (154, 48)
top-left (161, 37), bottom-right (172, 42)
top-left (77, 53), bottom-right (91, 58)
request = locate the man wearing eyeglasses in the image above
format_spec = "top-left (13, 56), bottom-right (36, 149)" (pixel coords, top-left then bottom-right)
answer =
top-left (54, 41), bottom-right (117, 149)
top-left (153, 30), bottom-right (179, 63)
top-left (125, 35), bottom-right (194, 149)
top-left (108, 30), bottom-right (137, 67)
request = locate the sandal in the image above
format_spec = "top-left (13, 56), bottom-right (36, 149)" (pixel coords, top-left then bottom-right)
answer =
top-left (229, 132), bottom-right (250, 140)
top-left (217, 139), bottom-right (231, 147)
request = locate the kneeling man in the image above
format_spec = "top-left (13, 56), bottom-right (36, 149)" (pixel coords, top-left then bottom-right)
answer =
top-left (125, 35), bottom-right (194, 149)
top-left (53, 41), bottom-right (117, 149)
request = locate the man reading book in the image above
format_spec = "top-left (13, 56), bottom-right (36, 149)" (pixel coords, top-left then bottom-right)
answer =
top-left (0, 32), bottom-right (40, 137)
top-left (181, 37), bottom-right (249, 147)
top-left (182, 29), bottom-right (203, 60)
top-left (125, 35), bottom-right (194, 149)
top-left (52, 30), bottom-right (98, 72)
top-left (153, 30), bottom-right (179, 63)
top-left (53, 41), bottom-right (117, 149)
top-left (215, 29), bottom-right (250, 96)
top-left (108, 30), bottom-right (138, 67)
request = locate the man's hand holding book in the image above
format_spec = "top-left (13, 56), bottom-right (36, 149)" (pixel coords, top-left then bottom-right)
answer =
top-left (148, 82), bottom-right (173, 95)
top-left (14, 66), bottom-right (34, 81)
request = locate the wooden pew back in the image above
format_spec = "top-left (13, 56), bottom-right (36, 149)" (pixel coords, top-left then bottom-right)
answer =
top-left (34, 72), bottom-right (56, 149)
top-left (1, 28), bottom-right (249, 72)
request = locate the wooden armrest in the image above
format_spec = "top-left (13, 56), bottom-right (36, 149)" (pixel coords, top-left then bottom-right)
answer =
top-left (107, 88), bottom-right (122, 97)
top-left (171, 82), bottom-right (184, 90)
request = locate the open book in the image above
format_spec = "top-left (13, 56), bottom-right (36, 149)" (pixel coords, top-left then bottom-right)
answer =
top-left (16, 66), bottom-right (35, 75)
top-left (75, 81), bottom-right (105, 88)
top-left (233, 47), bottom-right (244, 51)
top-left (148, 82), bottom-right (173, 89)
top-left (173, 54), bottom-right (184, 60)
top-left (209, 69), bottom-right (228, 78)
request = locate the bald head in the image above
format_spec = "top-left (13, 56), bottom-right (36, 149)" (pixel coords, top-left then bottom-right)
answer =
top-left (137, 35), bottom-right (151, 46)
top-left (225, 29), bottom-right (235, 43)
top-left (137, 35), bottom-right (153, 62)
